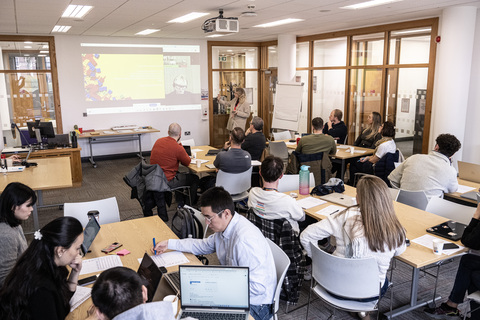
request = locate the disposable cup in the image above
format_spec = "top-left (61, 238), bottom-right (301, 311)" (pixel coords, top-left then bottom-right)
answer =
top-left (432, 239), bottom-right (444, 255)
top-left (163, 295), bottom-right (178, 316)
top-left (350, 147), bottom-right (355, 153)
top-left (196, 159), bottom-right (202, 168)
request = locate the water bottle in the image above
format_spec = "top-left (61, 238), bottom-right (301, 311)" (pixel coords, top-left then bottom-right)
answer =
top-left (299, 165), bottom-right (310, 195)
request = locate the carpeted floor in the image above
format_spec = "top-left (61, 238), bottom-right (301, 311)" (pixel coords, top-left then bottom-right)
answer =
top-left (24, 156), bottom-right (468, 320)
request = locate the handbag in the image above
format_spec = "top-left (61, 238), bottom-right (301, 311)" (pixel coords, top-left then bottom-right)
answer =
top-left (310, 178), bottom-right (345, 196)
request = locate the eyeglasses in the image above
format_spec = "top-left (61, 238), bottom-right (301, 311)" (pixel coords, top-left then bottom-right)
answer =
top-left (203, 209), bottom-right (225, 224)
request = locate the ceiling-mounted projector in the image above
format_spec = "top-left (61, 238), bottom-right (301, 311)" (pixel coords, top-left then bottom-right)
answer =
top-left (202, 9), bottom-right (239, 33)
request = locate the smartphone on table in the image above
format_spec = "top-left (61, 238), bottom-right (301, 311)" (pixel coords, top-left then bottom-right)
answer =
top-left (101, 242), bottom-right (122, 253)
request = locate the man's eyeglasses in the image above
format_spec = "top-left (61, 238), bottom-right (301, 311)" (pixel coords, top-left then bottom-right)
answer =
top-left (203, 209), bottom-right (225, 224)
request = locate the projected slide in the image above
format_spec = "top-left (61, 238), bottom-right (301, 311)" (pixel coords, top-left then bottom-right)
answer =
top-left (83, 54), bottom-right (165, 101)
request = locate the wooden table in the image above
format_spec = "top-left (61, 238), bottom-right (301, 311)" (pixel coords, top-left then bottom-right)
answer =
top-left (296, 186), bottom-right (467, 318)
top-left (78, 128), bottom-right (160, 168)
top-left (445, 178), bottom-right (480, 206)
top-left (0, 157), bottom-right (72, 230)
top-left (187, 145), bottom-right (218, 174)
top-left (67, 216), bottom-right (202, 320)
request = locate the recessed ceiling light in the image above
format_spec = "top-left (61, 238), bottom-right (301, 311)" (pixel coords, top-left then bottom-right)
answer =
top-left (24, 54), bottom-right (30, 57)
top-left (24, 41), bottom-right (33, 44)
top-left (168, 12), bottom-right (209, 23)
top-left (253, 18), bottom-right (304, 28)
top-left (341, 0), bottom-right (402, 10)
top-left (135, 29), bottom-right (160, 35)
top-left (205, 34), bottom-right (226, 38)
top-left (52, 25), bottom-right (71, 33)
top-left (40, 51), bottom-right (49, 53)
top-left (227, 50), bottom-right (233, 52)
top-left (38, 54), bottom-right (47, 57)
top-left (62, 5), bottom-right (93, 18)
top-left (24, 46), bottom-right (32, 49)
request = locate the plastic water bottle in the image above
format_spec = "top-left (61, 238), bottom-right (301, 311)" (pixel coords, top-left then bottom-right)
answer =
top-left (299, 165), bottom-right (310, 195)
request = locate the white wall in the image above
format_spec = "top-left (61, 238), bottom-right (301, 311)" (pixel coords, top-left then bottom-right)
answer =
top-left (463, 8), bottom-right (480, 164)
top-left (54, 35), bottom-right (209, 158)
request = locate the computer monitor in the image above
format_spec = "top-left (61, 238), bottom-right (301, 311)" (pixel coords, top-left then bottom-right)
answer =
top-left (26, 121), bottom-right (55, 139)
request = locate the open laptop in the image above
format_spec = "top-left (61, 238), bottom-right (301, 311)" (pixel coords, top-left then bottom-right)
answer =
top-left (137, 253), bottom-right (165, 302)
top-left (426, 220), bottom-right (467, 241)
top-left (319, 193), bottom-right (357, 208)
top-left (183, 145), bottom-right (192, 157)
top-left (458, 161), bottom-right (480, 183)
top-left (461, 190), bottom-right (480, 202)
top-left (205, 149), bottom-right (221, 156)
top-left (178, 265), bottom-right (250, 320)
top-left (81, 217), bottom-right (101, 256)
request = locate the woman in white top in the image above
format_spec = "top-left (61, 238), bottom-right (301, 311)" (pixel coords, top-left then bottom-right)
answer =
top-left (218, 88), bottom-right (251, 132)
top-left (300, 175), bottom-right (406, 295)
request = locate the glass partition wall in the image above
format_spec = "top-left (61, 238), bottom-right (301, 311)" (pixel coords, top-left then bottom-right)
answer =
top-left (0, 36), bottom-right (62, 147)
top-left (297, 19), bottom-right (437, 155)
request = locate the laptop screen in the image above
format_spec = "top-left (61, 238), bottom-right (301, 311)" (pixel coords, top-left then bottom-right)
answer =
top-left (183, 145), bottom-right (192, 156)
top-left (81, 217), bottom-right (101, 256)
top-left (137, 253), bottom-right (163, 302)
top-left (180, 265), bottom-right (249, 309)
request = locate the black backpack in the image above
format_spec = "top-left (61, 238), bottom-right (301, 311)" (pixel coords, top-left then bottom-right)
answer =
top-left (171, 206), bottom-right (202, 239)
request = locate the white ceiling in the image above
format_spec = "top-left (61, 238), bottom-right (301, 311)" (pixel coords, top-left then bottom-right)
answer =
top-left (0, 0), bottom-right (479, 41)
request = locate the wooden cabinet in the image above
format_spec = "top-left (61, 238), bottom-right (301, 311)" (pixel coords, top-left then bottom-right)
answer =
top-left (28, 148), bottom-right (82, 187)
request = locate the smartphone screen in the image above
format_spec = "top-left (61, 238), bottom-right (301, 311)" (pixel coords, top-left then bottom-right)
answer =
top-left (101, 242), bottom-right (122, 253)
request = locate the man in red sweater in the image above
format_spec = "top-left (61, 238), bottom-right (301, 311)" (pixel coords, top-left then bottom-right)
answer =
top-left (150, 123), bottom-right (199, 208)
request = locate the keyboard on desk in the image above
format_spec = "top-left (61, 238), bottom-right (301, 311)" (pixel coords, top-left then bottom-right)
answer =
top-left (181, 311), bottom-right (248, 320)
top-left (163, 271), bottom-right (180, 294)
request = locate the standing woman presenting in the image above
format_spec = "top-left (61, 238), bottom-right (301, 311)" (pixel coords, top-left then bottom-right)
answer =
top-left (218, 87), bottom-right (251, 131)
top-left (0, 182), bottom-right (37, 287)
top-left (0, 216), bottom-right (84, 320)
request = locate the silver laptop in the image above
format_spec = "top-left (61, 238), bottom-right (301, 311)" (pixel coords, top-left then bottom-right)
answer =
top-left (458, 161), bottom-right (480, 183)
top-left (319, 192), bottom-right (357, 208)
top-left (178, 265), bottom-right (250, 320)
top-left (461, 190), bottom-right (480, 203)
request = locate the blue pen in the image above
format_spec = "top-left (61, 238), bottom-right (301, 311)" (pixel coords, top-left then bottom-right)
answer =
top-left (153, 238), bottom-right (156, 255)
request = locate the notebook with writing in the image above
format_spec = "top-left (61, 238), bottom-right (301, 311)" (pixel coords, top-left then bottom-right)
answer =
top-left (178, 265), bottom-right (250, 320)
top-left (81, 217), bottom-right (101, 256)
top-left (426, 220), bottom-right (467, 241)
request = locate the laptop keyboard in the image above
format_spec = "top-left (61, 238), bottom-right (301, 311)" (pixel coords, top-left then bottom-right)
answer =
top-left (181, 312), bottom-right (246, 320)
top-left (165, 271), bottom-right (180, 293)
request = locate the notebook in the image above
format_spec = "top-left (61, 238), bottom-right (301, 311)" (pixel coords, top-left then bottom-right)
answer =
top-left (178, 265), bottom-right (250, 320)
top-left (81, 217), bottom-right (101, 256)
top-left (426, 220), bottom-right (467, 241)
top-left (458, 161), bottom-right (480, 183)
top-left (137, 253), bottom-right (164, 302)
top-left (319, 193), bottom-right (357, 208)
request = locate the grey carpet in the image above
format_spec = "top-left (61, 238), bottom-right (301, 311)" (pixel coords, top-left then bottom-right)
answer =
top-left (25, 156), bottom-right (467, 320)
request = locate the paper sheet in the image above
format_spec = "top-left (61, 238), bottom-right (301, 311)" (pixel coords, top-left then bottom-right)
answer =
top-left (70, 286), bottom-right (91, 312)
top-left (411, 234), bottom-right (464, 255)
top-left (296, 197), bottom-right (327, 209)
top-left (116, 129), bottom-right (134, 133)
top-left (337, 145), bottom-right (350, 149)
top-left (192, 159), bottom-right (209, 164)
top-left (315, 205), bottom-right (346, 216)
top-left (137, 251), bottom-right (189, 268)
top-left (251, 160), bottom-right (262, 166)
top-left (191, 148), bottom-right (203, 153)
top-left (457, 184), bottom-right (476, 194)
top-left (286, 142), bottom-right (296, 146)
top-left (354, 150), bottom-right (366, 154)
top-left (103, 130), bottom-right (116, 134)
top-left (80, 255), bottom-right (123, 275)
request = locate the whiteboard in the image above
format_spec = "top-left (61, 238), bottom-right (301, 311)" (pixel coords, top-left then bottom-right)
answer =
top-left (271, 82), bottom-right (304, 131)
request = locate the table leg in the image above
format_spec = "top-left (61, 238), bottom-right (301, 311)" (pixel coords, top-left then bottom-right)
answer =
top-left (384, 267), bottom-right (441, 318)
top-left (89, 137), bottom-right (97, 168)
top-left (137, 134), bottom-right (144, 160)
top-left (341, 159), bottom-right (346, 181)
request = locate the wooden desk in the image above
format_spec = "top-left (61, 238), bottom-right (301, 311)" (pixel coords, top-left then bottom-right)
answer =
top-left (78, 128), bottom-right (160, 168)
top-left (188, 145), bottom-right (218, 174)
top-left (296, 186), bottom-right (467, 317)
top-left (67, 216), bottom-right (201, 320)
top-left (445, 178), bottom-right (480, 205)
top-left (29, 147), bottom-right (82, 187)
top-left (0, 157), bottom-right (72, 230)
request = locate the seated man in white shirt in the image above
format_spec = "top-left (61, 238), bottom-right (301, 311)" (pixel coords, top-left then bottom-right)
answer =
top-left (89, 267), bottom-right (174, 320)
top-left (153, 187), bottom-right (277, 320)
top-left (248, 155), bottom-right (305, 235)
top-left (388, 133), bottom-right (461, 200)
top-left (348, 121), bottom-right (396, 185)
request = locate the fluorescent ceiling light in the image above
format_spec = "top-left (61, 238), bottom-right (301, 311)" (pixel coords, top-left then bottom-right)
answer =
top-left (168, 12), bottom-right (209, 23)
top-left (40, 51), bottom-right (49, 53)
top-left (52, 25), bottom-right (71, 33)
top-left (341, 0), bottom-right (402, 10)
top-left (135, 29), bottom-right (160, 35)
top-left (62, 5), bottom-right (93, 18)
top-left (38, 54), bottom-right (47, 57)
top-left (24, 41), bottom-right (32, 44)
top-left (392, 28), bottom-right (431, 35)
top-left (42, 45), bottom-right (48, 48)
top-left (206, 34), bottom-right (226, 38)
top-left (24, 46), bottom-right (32, 49)
top-left (253, 18), bottom-right (304, 28)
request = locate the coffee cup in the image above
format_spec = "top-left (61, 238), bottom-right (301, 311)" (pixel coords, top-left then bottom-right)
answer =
top-left (163, 295), bottom-right (178, 316)
top-left (432, 239), bottom-right (444, 255)
top-left (196, 159), bottom-right (201, 168)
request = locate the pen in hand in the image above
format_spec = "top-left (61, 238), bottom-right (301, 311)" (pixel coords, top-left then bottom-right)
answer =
top-left (153, 238), bottom-right (156, 255)
top-left (330, 209), bottom-right (339, 215)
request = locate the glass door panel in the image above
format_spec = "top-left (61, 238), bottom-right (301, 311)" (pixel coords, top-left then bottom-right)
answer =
top-left (312, 69), bottom-right (346, 128)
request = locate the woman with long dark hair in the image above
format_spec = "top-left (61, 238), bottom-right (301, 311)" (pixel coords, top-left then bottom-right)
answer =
top-left (0, 182), bottom-right (37, 286)
top-left (0, 216), bottom-right (84, 320)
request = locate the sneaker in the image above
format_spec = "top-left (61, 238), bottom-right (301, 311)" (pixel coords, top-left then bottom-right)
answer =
top-left (304, 264), bottom-right (312, 281)
top-left (424, 303), bottom-right (461, 319)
